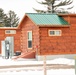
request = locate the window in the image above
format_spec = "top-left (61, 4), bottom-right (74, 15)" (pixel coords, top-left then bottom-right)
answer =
top-left (27, 31), bottom-right (32, 48)
top-left (5, 30), bottom-right (16, 34)
top-left (49, 30), bottom-right (61, 36)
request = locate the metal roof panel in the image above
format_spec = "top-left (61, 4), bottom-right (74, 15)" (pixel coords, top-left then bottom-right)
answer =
top-left (26, 13), bottom-right (69, 26)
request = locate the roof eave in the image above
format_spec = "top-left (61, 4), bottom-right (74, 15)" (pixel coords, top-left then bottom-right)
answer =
top-left (38, 24), bottom-right (70, 27)
top-left (26, 14), bottom-right (37, 25)
top-left (17, 14), bottom-right (26, 29)
top-left (0, 27), bottom-right (18, 30)
top-left (58, 14), bottom-right (76, 16)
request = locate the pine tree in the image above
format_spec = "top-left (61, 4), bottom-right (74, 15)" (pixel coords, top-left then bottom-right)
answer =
top-left (0, 8), bottom-right (19, 27)
top-left (3, 15), bottom-right (10, 27)
top-left (34, 0), bottom-right (73, 13)
top-left (6, 10), bottom-right (19, 27)
top-left (0, 8), bottom-right (6, 27)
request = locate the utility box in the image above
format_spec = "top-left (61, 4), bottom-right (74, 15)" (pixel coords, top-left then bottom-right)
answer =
top-left (1, 37), bottom-right (14, 59)
top-left (1, 41), bottom-right (6, 58)
top-left (5, 37), bottom-right (14, 58)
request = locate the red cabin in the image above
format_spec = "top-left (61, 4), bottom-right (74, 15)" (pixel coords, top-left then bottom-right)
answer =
top-left (0, 13), bottom-right (76, 60)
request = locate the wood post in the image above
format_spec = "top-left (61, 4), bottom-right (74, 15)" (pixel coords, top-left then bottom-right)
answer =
top-left (75, 57), bottom-right (76, 75)
top-left (74, 56), bottom-right (76, 75)
top-left (43, 55), bottom-right (47, 75)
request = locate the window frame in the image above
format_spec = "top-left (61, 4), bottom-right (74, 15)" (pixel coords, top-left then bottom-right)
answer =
top-left (27, 31), bottom-right (32, 49)
top-left (5, 30), bottom-right (16, 34)
top-left (48, 30), bottom-right (62, 36)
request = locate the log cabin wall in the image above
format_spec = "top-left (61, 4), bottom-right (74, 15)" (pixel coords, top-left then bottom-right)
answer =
top-left (20, 16), bottom-right (40, 53)
top-left (0, 29), bottom-right (21, 53)
top-left (39, 15), bottom-right (76, 55)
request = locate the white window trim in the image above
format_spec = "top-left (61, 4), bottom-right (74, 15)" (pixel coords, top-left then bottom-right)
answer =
top-left (27, 31), bottom-right (32, 49)
top-left (48, 30), bottom-right (62, 36)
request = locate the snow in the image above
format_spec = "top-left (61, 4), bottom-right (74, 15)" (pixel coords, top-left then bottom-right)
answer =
top-left (0, 69), bottom-right (75, 75)
top-left (47, 58), bottom-right (74, 65)
top-left (0, 57), bottom-right (75, 75)
top-left (0, 57), bottom-right (74, 66)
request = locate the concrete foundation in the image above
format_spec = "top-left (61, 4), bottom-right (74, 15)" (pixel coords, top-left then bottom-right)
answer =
top-left (36, 54), bottom-right (76, 61)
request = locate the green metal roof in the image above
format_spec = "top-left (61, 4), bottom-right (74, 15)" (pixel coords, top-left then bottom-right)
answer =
top-left (26, 13), bottom-right (69, 26)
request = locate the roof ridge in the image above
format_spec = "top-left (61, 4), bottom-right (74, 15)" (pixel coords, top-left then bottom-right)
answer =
top-left (26, 13), bottom-right (57, 15)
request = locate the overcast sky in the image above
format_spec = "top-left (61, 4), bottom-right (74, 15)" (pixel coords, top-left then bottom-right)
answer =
top-left (0, 0), bottom-right (76, 21)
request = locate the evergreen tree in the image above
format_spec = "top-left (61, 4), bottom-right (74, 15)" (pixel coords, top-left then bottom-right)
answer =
top-left (0, 8), bottom-right (6, 27)
top-left (3, 15), bottom-right (10, 27)
top-left (0, 8), bottom-right (19, 27)
top-left (6, 10), bottom-right (19, 27)
top-left (34, 0), bottom-right (73, 13)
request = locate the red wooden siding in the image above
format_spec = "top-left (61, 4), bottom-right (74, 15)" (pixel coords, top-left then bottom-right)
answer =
top-left (39, 16), bottom-right (76, 55)
top-left (0, 29), bottom-right (21, 53)
top-left (20, 14), bottom-right (76, 56)
top-left (20, 16), bottom-right (40, 56)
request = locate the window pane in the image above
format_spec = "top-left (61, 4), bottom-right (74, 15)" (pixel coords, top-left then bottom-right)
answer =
top-left (28, 32), bottom-right (32, 40)
top-left (50, 31), bottom-right (55, 35)
top-left (28, 41), bottom-right (32, 48)
top-left (55, 31), bottom-right (61, 35)
top-left (28, 31), bottom-right (32, 48)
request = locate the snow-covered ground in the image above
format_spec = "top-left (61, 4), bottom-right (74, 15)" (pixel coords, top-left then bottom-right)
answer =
top-left (0, 57), bottom-right (75, 75)
top-left (0, 69), bottom-right (75, 75)
top-left (0, 57), bottom-right (74, 66)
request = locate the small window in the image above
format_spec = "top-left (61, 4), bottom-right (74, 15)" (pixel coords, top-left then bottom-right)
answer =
top-left (27, 31), bottom-right (32, 49)
top-left (49, 30), bottom-right (61, 36)
top-left (5, 30), bottom-right (16, 34)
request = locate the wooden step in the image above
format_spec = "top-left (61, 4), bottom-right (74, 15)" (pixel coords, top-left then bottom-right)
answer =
top-left (13, 51), bottom-right (36, 60)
